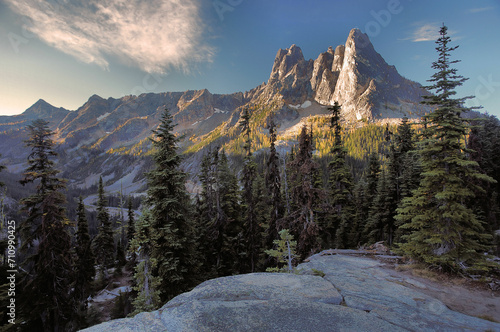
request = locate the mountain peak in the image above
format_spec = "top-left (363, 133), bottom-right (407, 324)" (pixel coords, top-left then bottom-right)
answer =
top-left (269, 44), bottom-right (307, 85)
top-left (346, 28), bottom-right (375, 53)
top-left (88, 94), bottom-right (104, 103)
top-left (24, 99), bottom-right (56, 115)
top-left (286, 44), bottom-right (305, 63)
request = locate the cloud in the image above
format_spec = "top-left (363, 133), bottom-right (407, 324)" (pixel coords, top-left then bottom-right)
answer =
top-left (5, 0), bottom-right (214, 73)
top-left (402, 23), bottom-right (459, 43)
top-left (408, 23), bottom-right (441, 42)
top-left (468, 7), bottom-right (494, 13)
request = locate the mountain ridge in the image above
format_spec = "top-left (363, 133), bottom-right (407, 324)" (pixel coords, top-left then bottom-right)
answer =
top-left (0, 28), bottom-right (432, 194)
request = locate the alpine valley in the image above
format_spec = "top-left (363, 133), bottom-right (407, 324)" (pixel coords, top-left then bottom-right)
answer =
top-left (0, 28), bottom-right (432, 201)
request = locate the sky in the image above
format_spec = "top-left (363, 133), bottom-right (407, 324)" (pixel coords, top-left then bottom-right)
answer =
top-left (1, 0), bottom-right (500, 117)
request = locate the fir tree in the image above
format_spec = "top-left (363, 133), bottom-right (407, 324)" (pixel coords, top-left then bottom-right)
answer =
top-left (396, 25), bottom-right (495, 272)
top-left (127, 196), bottom-right (135, 250)
top-left (18, 119), bottom-right (74, 331)
top-left (217, 151), bottom-right (245, 274)
top-left (92, 176), bottom-right (115, 280)
top-left (146, 108), bottom-right (199, 302)
top-left (325, 101), bottom-right (355, 249)
top-left (286, 125), bottom-right (321, 259)
top-left (265, 229), bottom-right (297, 273)
top-left (73, 196), bottom-right (95, 328)
top-left (265, 118), bottom-right (284, 252)
top-left (129, 209), bottom-right (161, 315)
top-left (467, 115), bottom-right (500, 254)
top-left (365, 171), bottom-right (393, 244)
top-left (239, 108), bottom-right (262, 272)
top-left (357, 152), bottom-right (380, 245)
top-left (197, 149), bottom-right (244, 277)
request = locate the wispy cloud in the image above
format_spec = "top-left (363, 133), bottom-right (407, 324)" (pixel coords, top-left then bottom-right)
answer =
top-left (402, 22), bottom-right (459, 42)
top-left (468, 7), bottom-right (494, 13)
top-left (408, 23), bottom-right (441, 42)
top-left (5, 0), bottom-right (214, 73)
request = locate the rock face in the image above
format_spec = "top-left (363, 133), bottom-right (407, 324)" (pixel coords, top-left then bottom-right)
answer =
top-left (82, 254), bottom-right (500, 332)
top-left (254, 28), bottom-right (431, 122)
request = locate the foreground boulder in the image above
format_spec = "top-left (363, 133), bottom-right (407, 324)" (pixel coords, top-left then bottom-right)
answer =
top-left (83, 253), bottom-right (500, 331)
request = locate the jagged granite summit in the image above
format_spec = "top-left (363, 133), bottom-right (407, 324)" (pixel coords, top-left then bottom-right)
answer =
top-left (249, 28), bottom-right (430, 123)
top-left (82, 253), bottom-right (500, 332)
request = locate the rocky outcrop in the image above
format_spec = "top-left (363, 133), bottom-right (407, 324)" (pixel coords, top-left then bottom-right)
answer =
top-left (328, 29), bottom-right (430, 121)
top-left (82, 253), bottom-right (500, 332)
top-left (249, 28), bottom-right (431, 123)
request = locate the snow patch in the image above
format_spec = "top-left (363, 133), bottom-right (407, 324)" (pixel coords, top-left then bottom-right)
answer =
top-left (90, 286), bottom-right (131, 304)
top-left (301, 100), bottom-right (312, 108)
top-left (97, 112), bottom-right (110, 121)
top-left (214, 108), bottom-right (227, 114)
top-left (289, 100), bottom-right (312, 109)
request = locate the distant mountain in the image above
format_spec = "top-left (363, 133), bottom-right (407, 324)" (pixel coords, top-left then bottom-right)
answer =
top-left (0, 28), bottom-right (432, 195)
top-left (0, 99), bottom-right (71, 132)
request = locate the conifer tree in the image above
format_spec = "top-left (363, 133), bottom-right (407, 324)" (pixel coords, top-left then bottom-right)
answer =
top-left (365, 170), bottom-right (393, 244)
top-left (74, 196), bottom-right (95, 328)
top-left (395, 117), bottom-right (421, 201)
top-left (92, 176), bottom-right (115, 280)
top-left (396, 25), bottom-right (495, 272)
top-left (265, 229), bottom-right (297, 273)
top-left (467, 115), bottom-right (500, 255)
top-left (286, 125), bottom-right (321, 259)
top-left (19, 119), bottom-right (74, 331)
top-left (217, 150), bottom-right (245, 274)
top-left (357, 152), bottom-right (380, 245)
top-left (198, 149), bottom-right (244, 277)
top-left (325, 102), bottom-right (355, 249)
top-left (239, 108), bottom-right (262, 272)
top-left (265, 118), bottom-right (284, 251)
top-left (146, 108), bottom-right (199, 302)
top-left (127, 196), bottom-right (135, 250)
top-left (129, 209), bottom-right (161, 315)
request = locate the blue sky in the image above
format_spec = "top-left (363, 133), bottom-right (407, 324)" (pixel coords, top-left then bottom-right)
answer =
top-left (1, 0), bottom-right (499, 117)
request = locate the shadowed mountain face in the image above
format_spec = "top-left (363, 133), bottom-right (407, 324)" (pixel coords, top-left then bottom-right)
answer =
top-left (0, 28), bottom-right (431, 193)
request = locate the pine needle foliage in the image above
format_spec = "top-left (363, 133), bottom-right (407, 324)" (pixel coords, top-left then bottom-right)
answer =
top-left (19, 119), bottom-right (74, 331)
top-left (325, 102), bottom-right (355, 249)
top-left (92, 176), bottom-right (115, 279)
top-left (396, 25), bottom-right (495, 273)
top-left (73, 196), bottom-right (95, 327)
top-left (145, 108), bottom-right (199, 302)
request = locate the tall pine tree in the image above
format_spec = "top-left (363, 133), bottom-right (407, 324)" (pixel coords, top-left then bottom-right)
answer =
top-left (146, 108), bottom-right (199, 302)
top-left (197, 148), bottom-right (244, 277)
top-left (92, 176), bottom-right (115, 280)
top-left (19, 119), bottom-right (74, 331)
top-left (239, 108), bottom-right (262, 272)
top-left (325, 102), bottom-right (355, 249)
top-left (265, 118), bottom-right (284, 252)
top-left (73, 196), bottom-right (95, 328)
top-left (127, 196), bottom-right (135, 251)
top-left (129, 209), bottom-right (161, 315)
top-left (286, 125), bottom-right (321, 259)
top-left (396, 25), bottom-right (495, 272)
